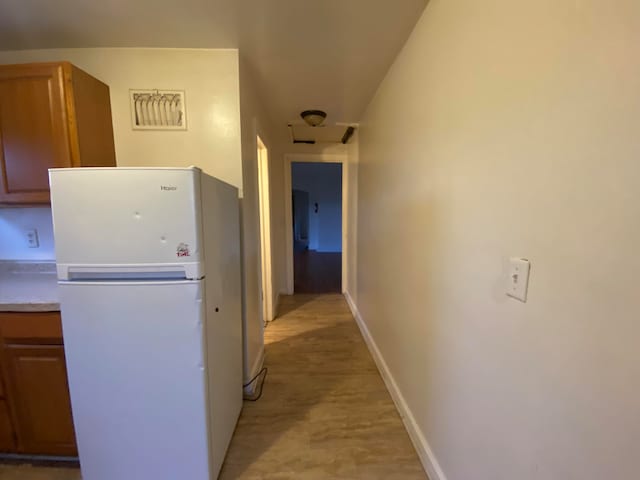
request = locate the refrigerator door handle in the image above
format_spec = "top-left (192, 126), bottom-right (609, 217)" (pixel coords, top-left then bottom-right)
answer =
top-left (58, 263), bottom-right (203, 281)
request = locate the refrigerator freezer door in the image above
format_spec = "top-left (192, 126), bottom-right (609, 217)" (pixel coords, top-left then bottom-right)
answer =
top-left (59, 280), bottom-right (213, 480)
top-left (50, 168), bottom-right (204, 278)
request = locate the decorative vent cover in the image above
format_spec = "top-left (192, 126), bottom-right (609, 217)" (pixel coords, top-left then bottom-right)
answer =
top-left (130, 90), bottom-right (186, 130)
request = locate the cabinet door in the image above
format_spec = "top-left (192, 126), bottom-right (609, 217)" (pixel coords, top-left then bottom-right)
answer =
top-left (0, 399), bottom-right (16, 452)
top-left (4, 344), bottom-right (77, 455)
top-left (0, 63), bottom-right (72, 204)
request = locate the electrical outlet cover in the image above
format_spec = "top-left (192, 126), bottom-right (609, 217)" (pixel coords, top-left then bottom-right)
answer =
top-left (25, 229), bottom-right (39, 248)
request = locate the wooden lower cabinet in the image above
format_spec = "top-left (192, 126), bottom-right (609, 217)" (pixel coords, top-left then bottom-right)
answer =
top-left (0, 312), bottom-right (77, 457)
top-left (0, 399), bottom-right (16, 451)
top-left (4, 345), bottom-right (76, 455)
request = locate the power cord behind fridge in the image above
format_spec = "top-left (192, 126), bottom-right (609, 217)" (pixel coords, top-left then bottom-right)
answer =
top-left (243, 367), bottom-right (268, 402)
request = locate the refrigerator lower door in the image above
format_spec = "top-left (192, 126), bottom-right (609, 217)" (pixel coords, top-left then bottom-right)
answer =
top-left (59, 280), bottom-right (213, 480)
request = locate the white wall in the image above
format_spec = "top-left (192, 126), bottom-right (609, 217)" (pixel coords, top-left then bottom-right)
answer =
top-left (353, 1), bottom-right (640, 480)
top-left (0, 207), bottom-right (55, 260)
top-left (291, 162), bottom-right (342, 252)
top-left (0, 48), bottom-right (243, 189)
top-left (238, 56), bottom-right (281, 381)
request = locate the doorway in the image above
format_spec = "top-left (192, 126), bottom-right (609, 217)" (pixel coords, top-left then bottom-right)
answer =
top-left (290, 162), bottom-right (342, 293)
top-left (257, 136), bottom-right (273, 322)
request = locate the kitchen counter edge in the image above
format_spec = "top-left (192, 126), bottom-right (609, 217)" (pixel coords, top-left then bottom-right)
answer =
top-left (0, 303), bottom-right (61, 313)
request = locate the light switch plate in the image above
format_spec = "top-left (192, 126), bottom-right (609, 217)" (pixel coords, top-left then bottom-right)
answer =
top-left (25, 229), bottom-right (39, 248)
top-left (506, 258), bottom-right (530, 302)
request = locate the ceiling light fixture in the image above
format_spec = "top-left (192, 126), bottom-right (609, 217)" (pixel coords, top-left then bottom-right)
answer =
top-left (300, 110), bottom-right (327, 127)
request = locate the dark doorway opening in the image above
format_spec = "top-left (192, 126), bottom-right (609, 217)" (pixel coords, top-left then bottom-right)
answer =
top-left (291, 162), bottom-right (342, 293)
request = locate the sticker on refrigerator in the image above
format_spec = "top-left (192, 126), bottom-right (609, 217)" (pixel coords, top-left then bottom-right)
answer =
top-left (176, 243), bottom-right (191, 257)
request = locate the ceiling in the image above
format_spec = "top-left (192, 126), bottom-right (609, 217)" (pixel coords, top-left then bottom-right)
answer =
top-left (0, 0), bottom-right (427, 129)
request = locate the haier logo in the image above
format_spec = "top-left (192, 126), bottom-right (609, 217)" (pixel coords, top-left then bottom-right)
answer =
top-left (160, 186), bottom-right (177, 191)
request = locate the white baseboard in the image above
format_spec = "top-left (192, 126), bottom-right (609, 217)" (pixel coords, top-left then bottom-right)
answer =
top-left (344, 291), bottom-right (447, 480)
top-left (243, 346), bottom-right (265, 396)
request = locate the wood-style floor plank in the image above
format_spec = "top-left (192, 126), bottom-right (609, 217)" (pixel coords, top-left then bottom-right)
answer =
top-left (294, 251), bottom-right (342, 293)
top-left (220, 294), bottom-right (427, 480)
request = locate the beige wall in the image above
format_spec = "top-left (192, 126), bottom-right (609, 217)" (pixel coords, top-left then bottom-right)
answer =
top-left (354, 1), bottom-right (640, 479)
top-left (346, 132), bottom-right (359, 301)
top-left (0, 48), bottom-right (242, 188)
top-left (238, 57), bottom-right (280, 381)
top-left (268, 144), bottom-right (288, 298)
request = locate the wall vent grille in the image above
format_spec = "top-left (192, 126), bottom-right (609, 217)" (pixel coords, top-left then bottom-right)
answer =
top-left (129, 90), bottom-right (186, 130)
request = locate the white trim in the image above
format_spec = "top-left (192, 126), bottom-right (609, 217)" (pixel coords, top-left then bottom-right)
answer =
top-left (341, 161), bottom-right (349, 293)
top-left (284, 153), bottom-right (349, 295)
top-left (283, 156), bottom-right (294, 294)
top-left (243, 346), bottom-right (265, 396)
top-left (344, 291), bottom-right (447, 480)
top-left (257, 135), bottom-right (274, 322)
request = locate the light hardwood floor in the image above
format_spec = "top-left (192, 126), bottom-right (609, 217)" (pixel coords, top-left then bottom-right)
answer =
top-left (219, 294), bottom-right (427, 479)
top-left (0, 294), bottom-right (426, 479)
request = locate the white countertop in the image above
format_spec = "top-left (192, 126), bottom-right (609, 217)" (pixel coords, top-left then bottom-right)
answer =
top-left (0, 261), bottom-right (60, 312)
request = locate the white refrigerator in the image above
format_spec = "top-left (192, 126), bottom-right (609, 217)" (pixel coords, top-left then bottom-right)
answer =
top-left (49, 167), bottom-right (242, 480)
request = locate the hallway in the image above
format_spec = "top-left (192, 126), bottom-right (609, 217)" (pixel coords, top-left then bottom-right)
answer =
top-left (220, 294), bottom-right (426, 479)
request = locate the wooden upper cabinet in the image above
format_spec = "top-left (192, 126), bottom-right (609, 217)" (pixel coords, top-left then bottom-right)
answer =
top-left (0, 64), bottom-right (68, 203)
top-left (0, 62), bottom-right (116, 204)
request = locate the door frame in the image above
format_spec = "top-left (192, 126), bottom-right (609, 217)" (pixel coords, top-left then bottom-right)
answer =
top-left (257, 135), bottom-right (274, 322)
top-left (284, 153), bottom-right (349, 294)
